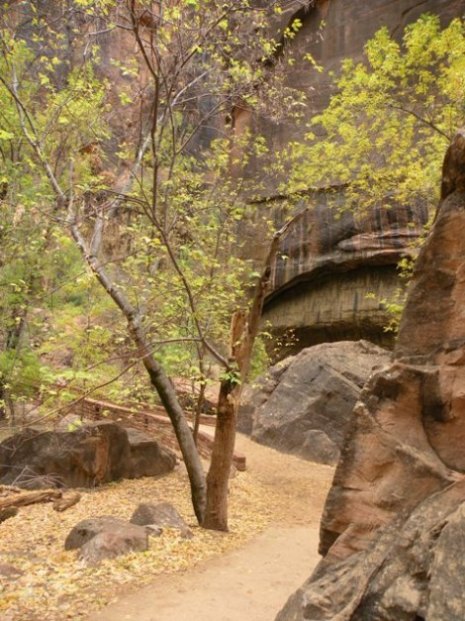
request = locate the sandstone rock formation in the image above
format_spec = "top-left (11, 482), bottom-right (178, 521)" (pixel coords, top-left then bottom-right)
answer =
top-left (276, 479), bottom-right (465, 621)
top-left (263, 199), bottom-right (427, 353)
top-left (0, 422), bottom-right (176, 488)
top-left (274, 131), bottom-right (465, 620)
top-left (239, 341), bottom-right (390, 465)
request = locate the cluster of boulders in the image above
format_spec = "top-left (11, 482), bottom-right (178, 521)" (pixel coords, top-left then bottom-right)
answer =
top-left (66, 502), bottom-right (192, 566)
top-left (239, 340), bottom-right (390, 465)
top-left (0, 422), bottom-right (176, 489)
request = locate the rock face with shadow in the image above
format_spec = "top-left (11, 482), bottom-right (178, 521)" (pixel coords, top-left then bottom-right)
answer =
top-left (262, 195), bottom-right (428, 353)
top-left (256, 0), bottom-right (464, 351)
top-left (0, 422), bottom-right (176, 488)
top-left (238, 340), bottom-right (390, 465)
top-left (275, 132), bottom-right (465, 621)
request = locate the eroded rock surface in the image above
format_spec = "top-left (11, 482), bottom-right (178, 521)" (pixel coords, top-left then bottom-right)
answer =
top-left (0, 422), bottom-right (176, 489)
top-left (321, 135), bottom-right (465, 560)
top-left (239, 341), bottom-right (389, 465)
top-left (275, 132), bottom-right (465, 621)
top-left (277, 480), bottom-right (465, 621)
top-left (260, 0), bottom-right (464, 351)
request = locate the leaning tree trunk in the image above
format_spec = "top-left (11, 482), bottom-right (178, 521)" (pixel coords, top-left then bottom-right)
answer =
top-left (4, 77), bottom-right (209, 522)
top-left (68, 209), bottom-right (207, 524)
top-left (202, 218), bottom-right (296, 530)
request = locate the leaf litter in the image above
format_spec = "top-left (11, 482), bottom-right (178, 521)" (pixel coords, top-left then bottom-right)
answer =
top-left (0, 464), bottom-right (274, 621)
top-left (0, 434), bottom-right (335, 621)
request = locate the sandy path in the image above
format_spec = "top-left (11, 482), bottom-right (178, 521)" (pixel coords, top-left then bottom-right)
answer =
top-left (89, 434), bottom-right (334, 621)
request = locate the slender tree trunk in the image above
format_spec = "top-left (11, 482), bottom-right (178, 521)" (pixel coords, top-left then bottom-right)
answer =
top-left (202, 377), bottom-right (238, 530)
top-left (203, 312), bottom-right (246, 530)
top-left (193, 380), bottom-right (206, 445)
top-left (142, 355), bottom-right (207, 523)
top-left (68, 210), bottom-right (207, 524)
top-left (202, 218), bottom-right (297, 531)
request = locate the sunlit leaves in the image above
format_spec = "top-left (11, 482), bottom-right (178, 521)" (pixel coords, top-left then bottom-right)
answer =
top-left (286, 15), bottom-right (465, 212)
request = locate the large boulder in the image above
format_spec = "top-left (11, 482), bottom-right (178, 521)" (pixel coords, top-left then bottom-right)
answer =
top-left (275, 133), bottom-right (465, 620)
top-left (276, 479), bottom-right (465, 621)
top-left (65, 516), bottom-right (149, 566)
top-left (239, 341), bottom-right (390, 465)
top-left (0, 422), bottom-right (176, 489)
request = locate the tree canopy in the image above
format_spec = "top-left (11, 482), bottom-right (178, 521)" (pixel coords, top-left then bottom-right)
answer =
top-left (1, 4), bottom-right (464, 525)
top-left (284, 14), bottom-right (465, 214)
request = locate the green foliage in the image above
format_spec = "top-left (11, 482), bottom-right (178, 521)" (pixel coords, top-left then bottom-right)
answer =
top-left (0, 349), bottom-right (42, 400)
top-left (275, 14), bottom-right (465, 330)
top-left (2, 8), bottom-right (462, 410)
top-left (285, 14), bottom-right (465, 213)
top-left (0, 0), bottom-right (310, 412)
top-left (248, 335), bottom-right (270, 380)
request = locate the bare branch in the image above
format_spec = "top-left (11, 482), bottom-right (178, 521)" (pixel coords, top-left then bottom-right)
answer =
top-left (387, 102), bottom-right (451, 141)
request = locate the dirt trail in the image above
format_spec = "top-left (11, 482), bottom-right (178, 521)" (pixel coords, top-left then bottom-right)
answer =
top-left (89, 434), bottom-right (334, 621)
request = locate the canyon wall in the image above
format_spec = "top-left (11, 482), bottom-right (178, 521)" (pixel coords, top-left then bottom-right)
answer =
top-left (258, 0), bottom-right (465, 353)
top-left (274, 129), bottom-right (465, 621)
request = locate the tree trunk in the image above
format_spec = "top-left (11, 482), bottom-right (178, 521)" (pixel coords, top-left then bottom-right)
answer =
top-left (143, 358), bottom-right (207, 523)
top-left (68, 211), bottom-right (207, 525)
top-left (203, 311), bottom-right (246, 531)
top-left (202, 378), bottom-right (239, 530)
top-left (193, 379), bottom-right (206, 445)
top-left (202, 218), bottom-right (298, 530)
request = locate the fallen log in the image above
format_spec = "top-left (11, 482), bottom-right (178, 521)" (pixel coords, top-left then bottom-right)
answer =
top-left (0, 489), bottom-right (62, 511)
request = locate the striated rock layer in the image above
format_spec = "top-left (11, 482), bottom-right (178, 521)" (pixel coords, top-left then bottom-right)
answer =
top-left (274, 131), bottom-right (465, 620)
top-left (259, 0), bottom-right (464, 351)
top-left (263, 197), bottom-right (427, 354)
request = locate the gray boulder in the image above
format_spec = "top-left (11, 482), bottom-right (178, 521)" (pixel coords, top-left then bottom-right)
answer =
top-left (130, 502), bottom-right (193, 539)
top-left (240, 340), bottom-right (390, 464)
top-left (78, 528), bottom-right (148, 566)
top-left (65, 514), bottom-right (162, 566)
top-left (65, 516), bottom-right (148, 551)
